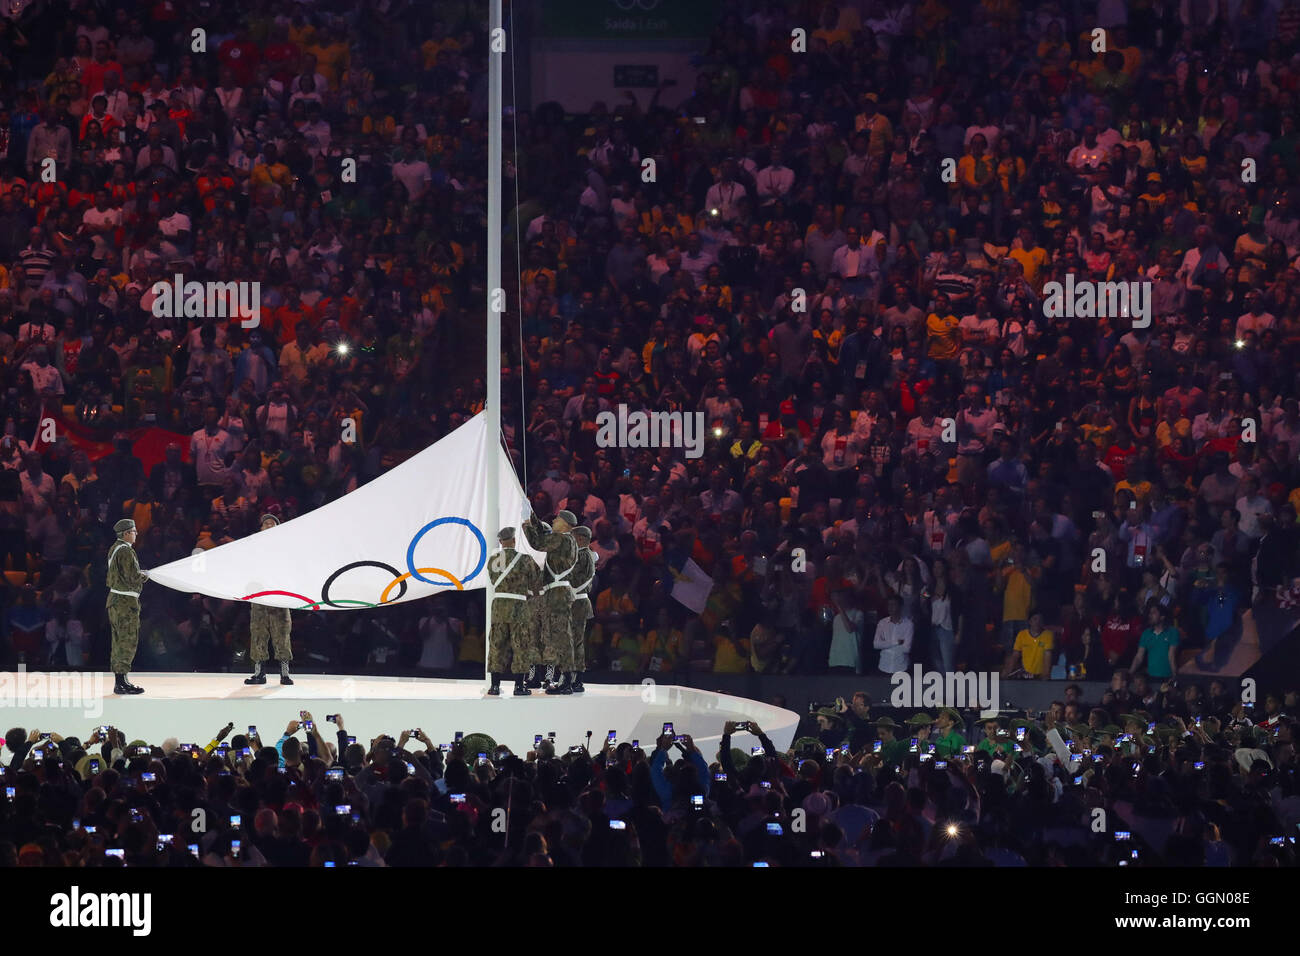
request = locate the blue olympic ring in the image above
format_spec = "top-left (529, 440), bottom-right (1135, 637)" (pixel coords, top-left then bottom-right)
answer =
top-left (405, 516), bottom-right (486, 587)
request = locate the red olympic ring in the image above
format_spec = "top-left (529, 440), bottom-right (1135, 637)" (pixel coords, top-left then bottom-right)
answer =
top-left (242, 589), bottom-right (322, 609)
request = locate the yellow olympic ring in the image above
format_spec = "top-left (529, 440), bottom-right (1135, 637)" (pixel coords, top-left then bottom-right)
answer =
top-left (380, 567), bottom-right (465, 603)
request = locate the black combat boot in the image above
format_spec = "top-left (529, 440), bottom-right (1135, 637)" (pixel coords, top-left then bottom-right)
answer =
top-left (487, 672), bottom-right (502, 696)
top-left (543, 664), bottom-right (556, 688)
top-left (114, 673), bottom-right (144, 695)
top-left (570, 671), bottom-right (585, 694)
top-left (245, 661), bottom-right (266, 685)
top-left (279, 661), bottom-right (294, 685)
top-left (513, 674), bottom-right (531, 696)
top-left (524, 664), bottom-right (542, 689)
top-left (545, 670), bottom-right (571, 695)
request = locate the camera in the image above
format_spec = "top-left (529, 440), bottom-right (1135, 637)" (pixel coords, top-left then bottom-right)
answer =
top-left (534, 734), bottom-right (543, 747)
top-left (662, 722), bottom-right (674, 735)
top-left (230, 840), bottom-right (241, 858)
top-left (1115, 831), bottom-right (1131, 842)
top-left (304, 721), bottom-right (314, 731)
top-left (610, 820), bottom-right (626, 830)
top-left (714, 773), bottom-right (727, 781)
top-left (326, 715), bottom-right (338, 723)
top-left (230, 814), bottom-right (241, 828)
top-left (454, 731), bottom-right (464, 742)
top-left (751, 746), bottom-right (764, 755)
top-left (409, 729), bottom-right (422, 737)
top-left (142, 772), bottom-right (156, 782)
top-left (106, 848), bottom-right (125, 860)
top-left (248, 725), bottom-right (257, 736)
top-left (691, 795), bottom-right (703, 809)
top-left (734, 721), bottom-right (750, 732)
top-left (607, 730), bottom-right (616, 741)
top-left (327, 768), bottom-right (343, 780)
top-left (1194, 761), bottom-right (1206, 770)
top-left (335, 804), bottom-right (351, 815)
top-left (450, 793), bottom-right (466, 804)
top-left (765, 822), bottom-right (783, 835)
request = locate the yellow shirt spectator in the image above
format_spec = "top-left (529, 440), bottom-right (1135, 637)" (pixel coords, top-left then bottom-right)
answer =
top-left (926, 311), bottom-right (961, 360)
top-left (1009, 245), bottom-right (1049, 288)
top-left (1001, 564), bottom-right (1032, 622)
top-left (713, 632), bottom-right (749, 673)
top-left (1013, 625), bottom-right (1054, 676)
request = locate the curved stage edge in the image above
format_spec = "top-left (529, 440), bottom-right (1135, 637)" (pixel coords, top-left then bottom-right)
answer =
top-left (0, 673), bottom-right (800, 760)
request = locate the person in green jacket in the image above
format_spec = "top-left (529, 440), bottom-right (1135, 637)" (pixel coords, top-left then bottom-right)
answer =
top-left (975, 715), bottom-right (1014, 756)
top-left (933, 707), bottom-right (967, 757)
top-left (872, 716), bottom-right (909, 769)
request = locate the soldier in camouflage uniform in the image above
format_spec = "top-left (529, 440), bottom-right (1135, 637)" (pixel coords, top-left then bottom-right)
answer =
top-left (245, 513), bottom-right (295, 685)
top-left (485, 526), bottom-right (542, 696)
top-left (521, 507), bottom-right (578, 695)
top-left (567, 526), bottom-right (597, 695)
top-left (106, 518), bottom-right (148, 694)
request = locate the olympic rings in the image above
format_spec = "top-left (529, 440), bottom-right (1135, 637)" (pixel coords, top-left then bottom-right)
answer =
top-left (379, 567), bottom-right (465, 603)
top-left (405, 517), bottom-right (486, 587)
top-left (244, 516), bottom-right (484, 609)
top-left (322, 560), bottom-right (406, 609)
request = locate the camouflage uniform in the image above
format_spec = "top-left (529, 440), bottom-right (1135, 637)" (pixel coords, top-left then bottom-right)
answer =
top-left (249, 603), bottom-right (292, 662)
top-left (568, 544), bottom-right (596, 671)
top-left (486, 543), bottom-right (542, 673)
top-left (105, 535), bottom-right (147, 674)
top-left (522, 513), bottom-right (577, 671)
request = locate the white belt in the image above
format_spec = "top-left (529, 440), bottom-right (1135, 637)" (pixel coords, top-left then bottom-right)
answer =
top-left (542, 581), bottom-right (573, 592)
top-left (573, 595), bottom-right (591, 605)
top-left (493, 593), bottom-right (528, 601)
top-left (110, 589), bottom-right (140, 598)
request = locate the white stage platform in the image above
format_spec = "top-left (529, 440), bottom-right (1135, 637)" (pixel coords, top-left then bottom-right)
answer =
top-left (0, 672), bottom-right (800, 759)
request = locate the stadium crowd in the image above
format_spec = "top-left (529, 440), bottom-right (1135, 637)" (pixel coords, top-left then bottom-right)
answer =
top-left (2, 0), bottom-right (1300, 683)
top-left (2, 677), bottom-right (1296, 867)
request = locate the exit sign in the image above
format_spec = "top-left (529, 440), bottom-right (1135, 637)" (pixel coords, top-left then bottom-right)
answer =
top-left (614, 64), bottom-right (659, 88)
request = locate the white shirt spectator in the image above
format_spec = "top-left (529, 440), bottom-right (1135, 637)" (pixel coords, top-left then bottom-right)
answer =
top-left (755, 163), bottom-right (795, 202)
top-left (1236, 493), bottom-right (1272, 539)
top-left (1235, 309), bottom-right (1275, 339)
top-left (391, 156), bottom-right (433, 202)
top-left (873, 615), bottom-right (913, 673)
top-left (703, 180), bottom-right (746, 222)
top-left (190, 426), bottom-right (234, 487)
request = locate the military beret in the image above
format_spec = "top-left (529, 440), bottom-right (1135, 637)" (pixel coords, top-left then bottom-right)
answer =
top-left (114, 518), bottom-right (136, 534)
top-left (461, 732), bottom-right (498, 759)
top-left (498, 526), bottom-right (516, 541)
top-left (572, 525), bottom-right (592, 540)
top-left (792, 736), bottom-right (823, 755)
top-left (259, 513), bottom-right (280, 527)
top-left (555, 510), bottom-right (578, 526)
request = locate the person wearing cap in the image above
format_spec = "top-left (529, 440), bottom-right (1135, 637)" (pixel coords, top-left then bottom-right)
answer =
top-left (975, 716), bottom-right (1013, 757)
top-left (485, 526), bottom-right (542, 697)
top-left (813, 706), bottom-right (846, 749)
top-left (245, 513), bottom-right (295, 685)
top-left (567, 525), bottom-right (597, 694)
top-left (933, 708), bottom-right (967, 757)
top-left (870, 716), bottom-right (908, 769)
top-left (521, 504), bottom-right (579, 694)
top-left (106, 518), bottom-right (148, 694)
top-left (907, 712), bottom-right (936, 755)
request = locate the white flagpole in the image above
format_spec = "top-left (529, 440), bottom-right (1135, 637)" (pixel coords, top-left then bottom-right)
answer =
top-left (484, 0), bottom-right (503, 682)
